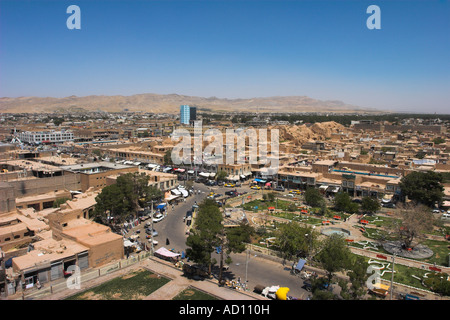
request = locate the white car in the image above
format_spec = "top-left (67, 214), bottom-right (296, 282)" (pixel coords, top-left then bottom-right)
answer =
top-left (153, 213), bottom-right (164, 223)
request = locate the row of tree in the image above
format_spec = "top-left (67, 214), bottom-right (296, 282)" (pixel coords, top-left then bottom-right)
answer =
top-left (303, 187), bottom-right (380, 215)
top-left (185, 199), bottom-right (254, 284)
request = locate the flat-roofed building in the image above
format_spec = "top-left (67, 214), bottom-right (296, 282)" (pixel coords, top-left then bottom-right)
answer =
top-left (17, 130), bottom-right (74, 144)
top-left (60, 161), bottom-right (138, 191)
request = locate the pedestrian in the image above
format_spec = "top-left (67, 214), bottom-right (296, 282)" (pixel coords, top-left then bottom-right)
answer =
top-left (166, 238), bottom-right (170, 245)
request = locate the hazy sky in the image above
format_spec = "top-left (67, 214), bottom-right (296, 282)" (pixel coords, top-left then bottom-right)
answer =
top-left (1, 0), bottom-right (449, 113)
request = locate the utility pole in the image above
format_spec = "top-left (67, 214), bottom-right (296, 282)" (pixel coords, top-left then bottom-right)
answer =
top-left (390, 253), bottom-right (396, 300)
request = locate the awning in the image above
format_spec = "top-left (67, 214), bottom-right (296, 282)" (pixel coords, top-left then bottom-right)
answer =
top-left (171, 189), bottom-right (181, 195)
top-left (209, 173), bottom-right (216, 178)
top-left (319, 185), bottom-right (328, 190)
top-left (240, 175), bottom-right (246, 179)
top-left (178, 188), bottom-right (189, 197)
top-left (254, 178), bottom-right (266, 183)
top-left (176, 168), bottom-right (185, 173)
top-left (328, 186), bottom-right (340, 193)
top-left (155, 247), bottom-right (181, 258)
top-left (163, 167), bottom-right (172, 172)
top-left (199, 172), bottom-right (210, 178)
top-left (164, 194), bottom-right (179, 201)
top-left (156, 203), bottom-right (167, 209)
top-left (124, 240), bottom-right (134, 247)
top-left (228, 175), bottom-right (240, 181)
top-left (133, 162), bottom-right (141, 166)
top-left (147, 163), bottom-right (158, 168)
top-left (295, 259), bottom-right (306, 271)
top-left (187, 170), bottom-right (194, 174)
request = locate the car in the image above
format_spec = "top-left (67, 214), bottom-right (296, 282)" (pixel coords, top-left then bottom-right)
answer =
top-left (432, 209), bottom-right (440, 213)
top-left (274, 186), bottom-right (285, 192)
top-left (250, 185), bottom-right (261, 190)
top-left (382, 202), bottom-right (396, 208)
top-left (153, 213), bottom-right (164, 222)
top-left (145, 228), bottom-right (158, 237)
top-left (224, 183), bottom-right (235, 188)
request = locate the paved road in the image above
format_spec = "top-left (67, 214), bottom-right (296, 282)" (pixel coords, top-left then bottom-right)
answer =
top-left (126, 181), bottom-right (312, 299)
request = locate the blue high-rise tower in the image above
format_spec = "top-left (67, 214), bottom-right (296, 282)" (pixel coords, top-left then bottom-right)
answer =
top-left (180, 105), bottom-right (190, 124)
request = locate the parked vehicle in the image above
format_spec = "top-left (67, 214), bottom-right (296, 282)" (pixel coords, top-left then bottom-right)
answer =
top-left (274, 186), bottom-right (285, 192)
top-left (153, 213), bottom-right (164, 223)
top-left (145, 228), bottom-right (158, 237)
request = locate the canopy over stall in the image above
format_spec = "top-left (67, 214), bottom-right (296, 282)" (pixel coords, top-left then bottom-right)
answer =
top-left (154, 247), bottom-right (181, 260)
top-left (295, 258), bottom-right (306, 271)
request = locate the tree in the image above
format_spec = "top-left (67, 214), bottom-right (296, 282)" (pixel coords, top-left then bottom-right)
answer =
top-left (304, 187), bottom-right (325, 207)
top-left (424, 273), bottom-right (450, 296)
top-left (216, 170), bottom-right (228, 181)
top-left (316, 233), bottom-right (352, 283)
top-left (93, 183), bottom-right (129, 225)
top-left (186, 198), bottom-right (255, 283)
top-left (163, 150), bottom-right (173, 166)
top-left (345, 255), bottom-right (369, 299)
top-left (361, 196), bottom-right (380, 215)
top-left (218, 222), bottom-right (255, 283)
top-left (334, 192), bottom-right (359, 213)
top-left (186, 199), bottom-right (223, 276)
top-left (93, 172), bottom-right (162, 225)
top-left (390, 203), bottom-right (435, 249)
top-left (275, 222), bottom-right (319, 262)
top-left (399, 171), bottom-right (444, 207)
top-left (116, 172), bottom-right (162, 218)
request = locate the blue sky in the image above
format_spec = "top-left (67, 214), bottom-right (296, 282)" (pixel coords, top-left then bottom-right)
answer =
top-left (0, 0), bottom-right (449, 113)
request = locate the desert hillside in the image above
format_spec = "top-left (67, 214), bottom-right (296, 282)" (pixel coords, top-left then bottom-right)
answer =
top-left (271, 121), bottom-right (348, 146)
top-left (0, 93), bottom-right (384, 114)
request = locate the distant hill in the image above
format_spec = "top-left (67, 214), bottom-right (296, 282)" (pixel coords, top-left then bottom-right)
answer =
top-left (0, 93), bottom-right (385, 114)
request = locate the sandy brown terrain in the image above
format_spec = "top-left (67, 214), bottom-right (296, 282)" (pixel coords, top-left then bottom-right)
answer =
top-left (0, 93), bottom-right (384, 114)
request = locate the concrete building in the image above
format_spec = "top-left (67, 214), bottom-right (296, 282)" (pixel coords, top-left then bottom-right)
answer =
top-left (60, 161), bottom-right (138, 192)
top-left (17, 130), bottom-right (74, 144)
top-left (180, 105), bottom-right (190, 125)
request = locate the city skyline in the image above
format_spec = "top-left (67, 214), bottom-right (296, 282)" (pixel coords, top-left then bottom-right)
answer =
top-left (1, 0), bottom-right (449, 113)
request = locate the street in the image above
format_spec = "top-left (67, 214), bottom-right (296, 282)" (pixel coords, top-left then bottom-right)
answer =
top-left (128, 181), bottom-right (311, 299)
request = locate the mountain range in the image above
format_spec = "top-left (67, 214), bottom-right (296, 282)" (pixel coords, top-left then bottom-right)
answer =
top-left (0, 93), bottom-right (386, 114)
